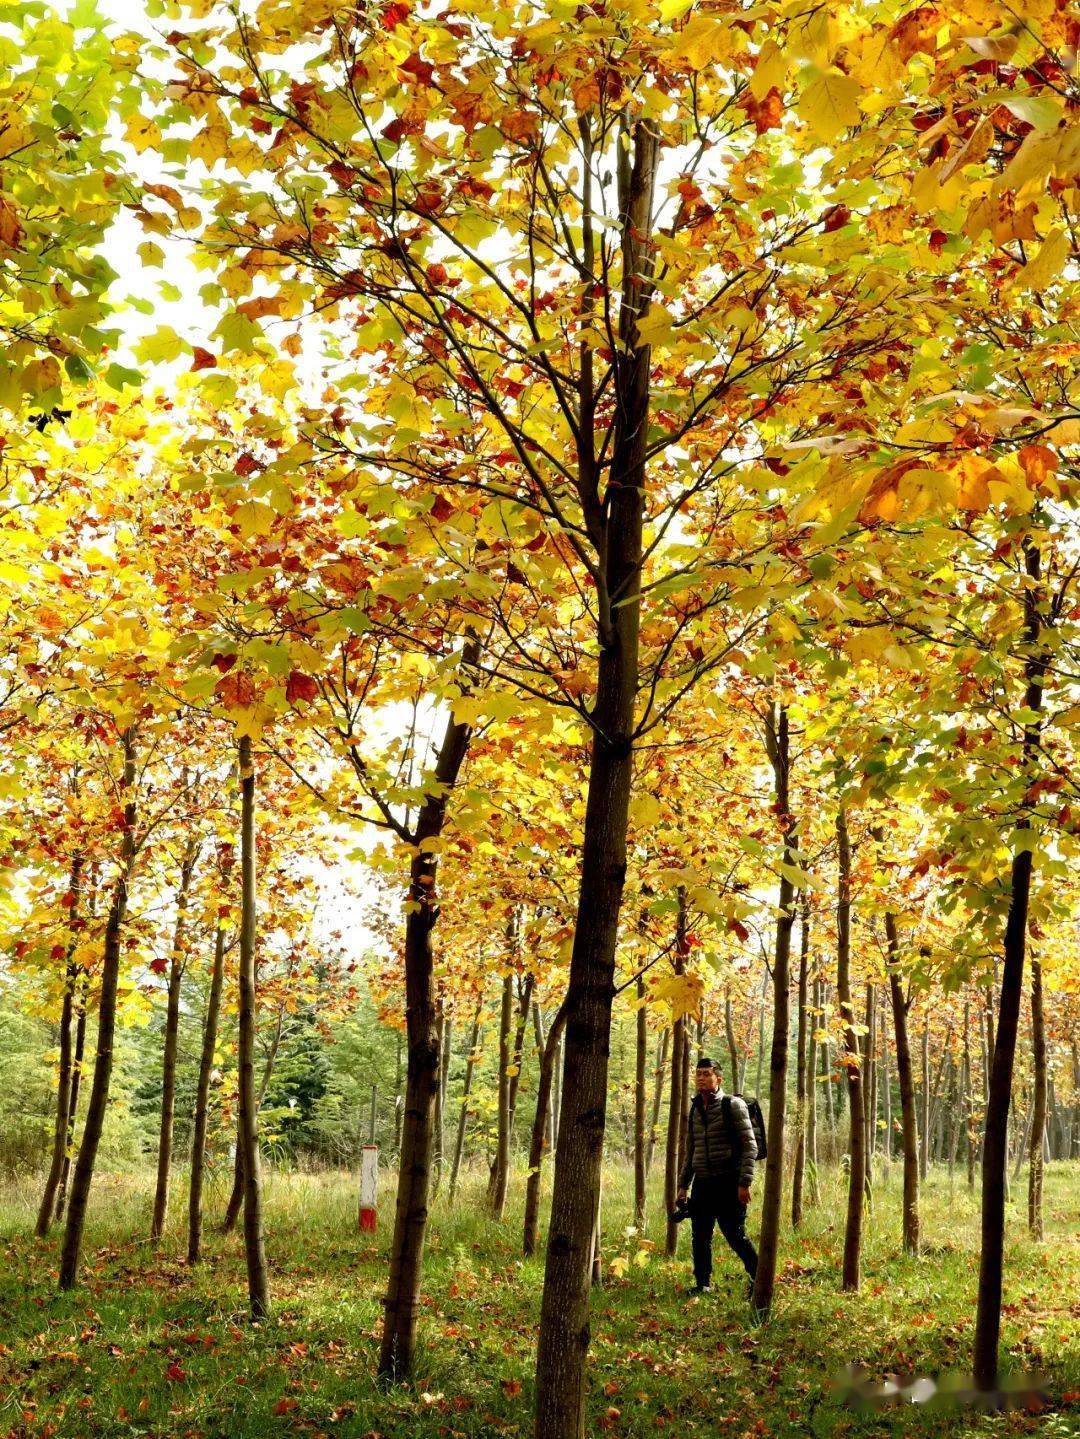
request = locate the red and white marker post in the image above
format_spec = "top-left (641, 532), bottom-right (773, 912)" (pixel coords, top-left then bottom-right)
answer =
top-left (358, 1144), bottom-right (378, 1232)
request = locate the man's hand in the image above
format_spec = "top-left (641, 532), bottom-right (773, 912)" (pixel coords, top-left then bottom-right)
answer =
top-left (738, 1186), bottom-right (751, 1206)
top-left (676, 1188), bottom-right (687, 1203)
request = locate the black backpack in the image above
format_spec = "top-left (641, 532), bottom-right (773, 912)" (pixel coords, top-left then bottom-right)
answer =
top-left (720, 1092), bottom-right (768, 1162)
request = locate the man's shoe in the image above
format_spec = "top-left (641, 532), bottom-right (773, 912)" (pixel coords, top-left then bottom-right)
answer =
top-left (688, 1284), bottom-right (711, 1297)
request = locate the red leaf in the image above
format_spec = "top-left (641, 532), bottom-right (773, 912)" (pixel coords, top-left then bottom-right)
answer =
top-left (928, 229), bottom-right (948, 255)
top-left (426, 262), bottom-right (448, 286)
top-left (273, 1397), bottom-right (299, 1415)
top-left (399, 51), bottom-right (435, 86)
top-left (739, 86), bottom-right (783, 135)
top-left (729, 918), bottom-right (750, 943)
top-left (190, 347), bottom-right (218, 372)
top-left (165, 1362), bottom-right (186, 1382)
top-left (380, 0), bottom-right (410, 29)
top-left (149, 957), bottom-right (169, 975)
top-left (285, 671), bottom-right (320, 706)
top-left (234, 452), bottom-right (259, 477)
top-left (822, 205), bottom-right (851, 233)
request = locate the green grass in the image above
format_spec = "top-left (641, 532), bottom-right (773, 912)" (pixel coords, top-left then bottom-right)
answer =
top-left (0, 1160), bottom-right (1077, 1438)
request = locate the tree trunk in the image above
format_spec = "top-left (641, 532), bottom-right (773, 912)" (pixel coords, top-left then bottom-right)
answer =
top-left (37, 853), bottom-right (84, 1238)
top-left (524, 1002), bottom-right (569, 1258)
top-left (884, 911), bottom-right (919, 1255)
top-left (379, 675), bottom-right (474, 1381)
top-left (507, 971), bottom-right (536, 1138)
top-left (806, 972), bottom-right (819, 1205)
top-left (753, 703), bottom-right (794, 1313)
top-left (236, 734), bottom-right (269, 1320)
top-left (432, 1006), bottom-right (446, 1198)
top-left (792, 893), bottom-right (809, 1230)
top-left (489, 969), bottom-right (514, 1218)
top-left (864, 982), bottom-right (877, 1207)
top-left (821, 982), bottom-right (835, 1133)
top-left (1028, 959), bottom-right (1047, 1240)
top-left (881, 1005), bottom-right (892, 1175)
top-left (964, 998), bottom-right (976, 1188)
top-left (59, 729), bottom-right (137, 1291)
top-left (394, 1030), bottom-right (403, 1156)
top-left (836, 805), bottom-right (865, 1291)
top-left (724, 990), bottom-right (740, 1095)
top-left (532, 117), bottom-right (657, 1439)
top-left (973, 538), bottom-right (1045, 1395)
top-left (663, 1013), bottom-right (685, 1256)
top-left (634, 974), bottom-right (647, 1230)
top-left (188, 923), bottom-right (227, 1266)
top-left (449, 1001), bottom-right (482, 1204)
top-left (55, 975), bottom-right (87, 1225)
top-left (645, 1027), bottom-right (668, 1178)
top-left (223, 1120), bottom-right (245, 1233)
top-left (151, 838), bottom-right (199, 1242)
top-left (920, 1020), bottom-right (930, 1182)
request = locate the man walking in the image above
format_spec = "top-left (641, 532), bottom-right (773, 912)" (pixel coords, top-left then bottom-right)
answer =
top-left (676, 1057), bottom-right (758, 1297)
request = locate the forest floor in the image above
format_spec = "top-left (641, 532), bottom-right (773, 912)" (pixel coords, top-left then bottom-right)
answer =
top-left (0, 1161), bottom-right (1077, 1439)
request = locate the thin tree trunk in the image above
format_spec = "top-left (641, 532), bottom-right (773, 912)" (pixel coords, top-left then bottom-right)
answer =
top-left (634, 973), bottom-right (647, 1230)
top-left (881, 1005), bottom-right (892, 1176)
top-left (884, 911), bottom-right (919, 1255)
top-left (59, 729), bottom-right (137, 1291)
top-left (792, 891), bottom-right (809, 1230)
top-left (920, 1020), bottom-right (930, 1182)
top-left (724, 990), bottom-right (740, 1095)
top-left (973, 538), bottom-right (1045, 1394)
top-left (151, 838), bottom-right (199, 1242)
top-left (836, 805), bottom-right (865, 1291)
top-left (507, 971), bottom-right (535, 1138)
top-left (753, 703), bottom-right (794, 1313)
top-left (379, 674), bottom-right (474, 1381)
top-left (449, 1001), bottom-right (482, 1204)
top-left (755, 977), bottom-right (766, 1100)
top-left (524, 1002), bottom-right (568, 1258)
top-left (55, 974), bottom-right (87, 1225)
top-left (664, 1011), bottom-right (686, 1255)
top-left (822, 982), bottom-right (835, 1133)
top-left (188, 923), bottom-right (226, 1266)
top-left (645, 1027), bottom-right (668, 1178)
top-left (37, 854), bottom-right (84, 1237)
top-left (223, 1005), bottom-right (282, 1234)
top-left (1028, 959), bottom-right (1047, 1240)
top-left (432, 1006), bottom-right (446, 1198)
top-left (964, 998), bottom-right (976, 1188)
top-left (807, 972), bottom-right (819, 1204)
top-left (864, 982), bottom-right (877, 1207)
top-left (489, 969), bottom-right (514, 1218)
top-left (394, 1030), bottom-right (403, 1156)
top-left (236, 734), bottom-right (269, 1320)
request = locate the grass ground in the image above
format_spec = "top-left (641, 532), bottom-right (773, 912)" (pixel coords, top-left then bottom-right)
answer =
top-left (0, 1159), bottom-right (1077, 1439)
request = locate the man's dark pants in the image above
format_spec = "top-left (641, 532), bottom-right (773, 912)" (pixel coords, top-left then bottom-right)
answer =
top-left (689, 1174), bottom-right (758, 1287)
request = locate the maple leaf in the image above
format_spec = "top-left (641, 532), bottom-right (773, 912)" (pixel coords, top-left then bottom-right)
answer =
top-left (285, 671), bottom-right (320, 706)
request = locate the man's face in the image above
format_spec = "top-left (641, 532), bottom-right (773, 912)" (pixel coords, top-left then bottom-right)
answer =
top-left (695, 1067), bottom-right (720, 1094)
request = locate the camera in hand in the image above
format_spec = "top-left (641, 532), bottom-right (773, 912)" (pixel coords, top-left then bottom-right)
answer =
top-left (669, 1197), bottom-right (692, 1224)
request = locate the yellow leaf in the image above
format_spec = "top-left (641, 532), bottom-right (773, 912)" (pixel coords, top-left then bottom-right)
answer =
top-left (234, 500), bottom-right (275, 538)
top-left (798, 69), bottom-right (862, 144)
top-left (1019, 228), bottom-right (1070, 292)
top-left (125, 114), bottom-right (161, 153)
top-left (750, 41), bottom-right (788, 100)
